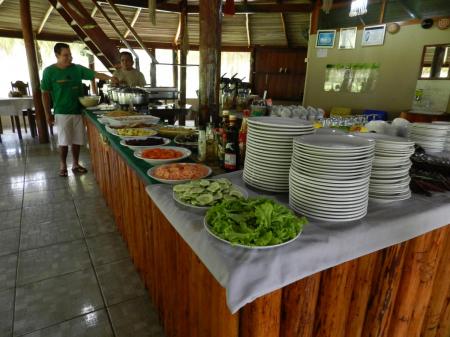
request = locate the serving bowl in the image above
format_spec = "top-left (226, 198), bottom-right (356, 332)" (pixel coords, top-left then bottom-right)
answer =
top-left (79, 95), bottom-right (100, 107)
top-left (134, 146), bottom-right (191, 165)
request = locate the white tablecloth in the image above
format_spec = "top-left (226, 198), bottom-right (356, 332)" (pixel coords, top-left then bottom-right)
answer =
top-left (146, 170), bottom-right (450, 313)
top-left (0, 97), bottom-right (34, 116)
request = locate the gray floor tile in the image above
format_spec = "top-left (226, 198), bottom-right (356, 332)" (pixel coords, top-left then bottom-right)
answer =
top-left (97, 259), bottom-right (146, 306)
top-left (0, 254), bottom-right (17, 291)
top-left (109, 296), bottom-right (165, 337)
top-left (0, 182), bottom-right (23, 197)
top-left (67, 174), bottom-right (97, 187)
top-left (0, 228), bottom-right (20, 257)
top-left (22, 201), bottom-right (77, 226)
top-left (23, 178), bottom-right (69, 193)
top-left (69, 183), bottom-right (101, 200)
top-left (20, 309), bottom-right (114, 337)
top-left (0, 193), bottom-right (23, 212)
top-left (0, 288), bottom-right (14, 337)
top-left (86, 233), bottom-right (129, 266)
top-left (0, 209), bottom-right (21, 231)
top-left (79, 213), bottom-right (117, 237)
top-left (14, 268), bottom-right (104, 337)
top-left (20, 219), bottom-right (83, 251)
top-left (74, 197), bottom-right (108, 214)
top-left (23, 189), bottom-right (73, 207)
top-left (17, 240), bottom-right (91, 285)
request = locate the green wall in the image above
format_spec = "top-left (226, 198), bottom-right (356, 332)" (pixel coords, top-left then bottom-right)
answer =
top-left (303, 24), bottom-right (450, 117)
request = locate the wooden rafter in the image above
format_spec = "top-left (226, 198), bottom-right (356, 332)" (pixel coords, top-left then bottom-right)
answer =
top-left (100, 0), bottom-right (313, 13)
top-left (245, 13), bottom-right (251, 47)
top-left (37, 5), bottom-right (53, 34)
top-left (174, 12), bottom-right (182, 45)
top-left (280, 13), bottom-right (290, 47)
top-left (124, 8), bottom-right (141, 38)
top-left (91, 6), bottom-right (98, 17)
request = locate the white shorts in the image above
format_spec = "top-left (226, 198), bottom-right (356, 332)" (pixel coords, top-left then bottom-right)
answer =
top-left (55, 114), bottom-right (86, 146)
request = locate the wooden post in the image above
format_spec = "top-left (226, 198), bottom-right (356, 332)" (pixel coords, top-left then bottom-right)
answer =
top-left (172, 49), bottom-right (179, 90)
top-left (20, 0), bottom-right (49, 143)
top-left (310, 0), bottom-right (321, 35)
top-left (150, 48), bottom-right (157, 87)
top-left (179, 2), bottom-right (188, 108)
top-left (199, 0), bottom-right (222, 128)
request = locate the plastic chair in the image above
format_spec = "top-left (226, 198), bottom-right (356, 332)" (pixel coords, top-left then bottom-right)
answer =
top-left (363, 109), bottom-right (388, 121)
top-left (330, 107), bottom-right (352, 117)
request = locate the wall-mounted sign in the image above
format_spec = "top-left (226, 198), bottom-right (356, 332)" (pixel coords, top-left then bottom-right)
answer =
top-left (338, 27), bottom-right (357, 49)
top-left (361, 24), bottom-right (386, 46)
top-left (316, 30), bottom-right (336, 48)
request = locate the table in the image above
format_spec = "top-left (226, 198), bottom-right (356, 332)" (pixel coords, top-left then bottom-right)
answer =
top-left (148, 104), bottom-right (192, 126)
top-left (0, 97), bottom-right (35, 140)
top-left (84, 110), bottom-right (450, 337)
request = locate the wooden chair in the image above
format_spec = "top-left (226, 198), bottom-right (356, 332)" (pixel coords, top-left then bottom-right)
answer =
top-left (10, 81), bottom-right (37, 137)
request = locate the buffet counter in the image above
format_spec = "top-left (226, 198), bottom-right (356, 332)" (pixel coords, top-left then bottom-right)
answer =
top-left (85, 110), bottom-right (450, 337)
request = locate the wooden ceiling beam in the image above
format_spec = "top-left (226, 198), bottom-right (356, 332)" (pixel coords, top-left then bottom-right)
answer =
top-left (37, 5), bottom-right (53, 34)
top-left (245, 13), bottom-right (251, 47)
top-left (124, 8), bottom-right (141, 38)
top-left (98, 0), bottom-right (313, 13)
top-left (280, 13), bottom-right (290, 48)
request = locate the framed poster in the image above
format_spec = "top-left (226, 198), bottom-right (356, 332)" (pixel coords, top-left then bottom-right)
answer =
top-left (362, 24), bottom-right (386, 46)
top-left (338, 27), bottom-right (357, 49)
top-left (316, 30), bottom-right (336, 48)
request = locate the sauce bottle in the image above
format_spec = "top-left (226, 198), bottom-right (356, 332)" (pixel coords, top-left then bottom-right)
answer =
top-left (224, 114), bottom-right (239, 171)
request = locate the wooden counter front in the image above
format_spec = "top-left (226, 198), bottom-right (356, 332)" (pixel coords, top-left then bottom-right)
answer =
top-left (86, 118), bottom-right (450, 337)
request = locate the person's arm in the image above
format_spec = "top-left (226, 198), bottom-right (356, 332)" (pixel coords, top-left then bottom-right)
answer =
top-left (138, 72), bottom-right (146, 87)
top-left (95, 72), bottom-right (119, 85)
top-left (41, 91), bottom-right (54, 126)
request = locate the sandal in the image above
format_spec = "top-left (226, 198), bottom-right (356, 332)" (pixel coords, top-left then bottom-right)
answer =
top-left (59, 168), bottom-right (68, 177)
top-left (72, 166), bottom-right (88, 174)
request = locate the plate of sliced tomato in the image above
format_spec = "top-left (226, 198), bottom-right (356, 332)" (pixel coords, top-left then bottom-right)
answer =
top-left (148, 163), bottom-right (212, 184)
top-left (134, 146), bottom-right (191, 165)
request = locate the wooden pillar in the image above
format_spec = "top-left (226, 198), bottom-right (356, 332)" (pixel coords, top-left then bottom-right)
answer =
top-left (20, 0), bottom-right (49, 143)
top-left (179, 4), bottom-right (188, 108)
top-left (172, 49), bottom-right (178, 91)
top-left (199, 0), bottom-right (222, 128)
top-left (150, 48), bottom-right (157, 87)
top-left (310, 0), bottom-right (321, 35)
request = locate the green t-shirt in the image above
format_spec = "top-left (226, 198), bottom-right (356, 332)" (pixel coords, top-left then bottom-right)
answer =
top-left (41, 64), bottom-right (95, 115)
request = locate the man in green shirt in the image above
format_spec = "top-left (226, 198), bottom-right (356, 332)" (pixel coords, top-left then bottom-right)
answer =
top-left (41, 42), bottom-right (118, 177)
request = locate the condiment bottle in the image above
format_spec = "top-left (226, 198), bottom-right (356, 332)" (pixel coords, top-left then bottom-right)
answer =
top-left (239, 109), bottom-right (249, 168)
top-left (224, 114), bottom-right (239, 171)
top-left (217, 110), bottom-right (229, 168)
top-left (198, 129), bottom-right (206, 162)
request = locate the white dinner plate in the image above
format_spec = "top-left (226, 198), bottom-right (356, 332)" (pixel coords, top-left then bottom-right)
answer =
top-left (134, 146), bottom-right (191, 165)
top-left (147, 163), bottom-right (212, 184)
top-left (248, 116), bottom-right (313, 128)
top-left (119, 137), bottom-right (171, 150)
top-left (294, 134), bottom-right (374, 150)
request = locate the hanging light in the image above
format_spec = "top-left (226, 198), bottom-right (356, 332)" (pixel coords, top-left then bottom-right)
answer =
top-left (349, 0), bottom-right (368, 17)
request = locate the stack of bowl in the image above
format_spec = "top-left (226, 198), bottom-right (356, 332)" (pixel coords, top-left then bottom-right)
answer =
top-left (354, 133), bottom-right (414, 202)
top-left (408, 122), bottom-right (450, 153)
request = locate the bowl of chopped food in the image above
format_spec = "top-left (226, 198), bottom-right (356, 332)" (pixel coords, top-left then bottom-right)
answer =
top-left (79, 95), bottom-right (100, 107)
top-left (204, 197), bottom-right (307, 249)
top-left (174, 133), bottom-right (198, 151)
top-left (148, 163), bottom-right (212, 184)
top-left (120, 137), bottom-right (170, 150)
top-left (134, 146), bottom-right (191, 165)
top-left (172, 178), bottom-right (247, 213)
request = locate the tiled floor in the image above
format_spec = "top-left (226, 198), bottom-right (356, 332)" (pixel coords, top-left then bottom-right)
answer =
top-left (0, 130), bottom-right (166, 337)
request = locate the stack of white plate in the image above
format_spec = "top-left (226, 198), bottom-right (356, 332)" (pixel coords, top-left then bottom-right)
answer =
top-left (243, 117), bottom-right (314, 192)
top-left (354, 133), bottom-right (414, 202)
top-left (289, 134), bottom-right (375, 222)
top-left (408, 122), bottom-right (450, 153)
top-left (432, 122), bottom-right (450, 151)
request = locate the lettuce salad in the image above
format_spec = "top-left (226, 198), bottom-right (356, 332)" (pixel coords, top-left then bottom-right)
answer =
top-left (205, 197), bottom-right (307, 247)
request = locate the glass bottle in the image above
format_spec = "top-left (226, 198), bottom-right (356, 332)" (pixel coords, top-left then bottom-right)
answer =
top-left (217, 110), bottom-right (229, 168)
top-left (239, 109), bottom-right (249, 168)
top-left (224, 115), bottom-right (239, 172)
